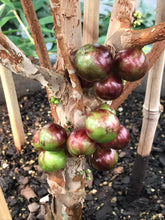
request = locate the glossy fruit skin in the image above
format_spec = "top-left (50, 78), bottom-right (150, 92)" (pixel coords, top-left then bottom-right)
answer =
top-left (113, 47), bottom-right (149, 81)
top-left (95, 74), bottom-right (123, 100)
top-left (100, 125), bottom-right (129, 150)
top-left (39, 123), bottom-right (67, 151)
top-left (74, 43), bottom-right (113, 82)
top-left (96, 104), bottom-right (116, 115)
top-left (85, 109), bottom-right (120, 144)
top-left (32, 130), bottom-right (42, 151)
top-left (92, 148), bottom-right (118, 171)
top-left (38, 150), bottom-right (66, 172)
top-left (67, 128), bottom-right (97, 156)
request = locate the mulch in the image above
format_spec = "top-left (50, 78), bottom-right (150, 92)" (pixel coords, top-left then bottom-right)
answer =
top-left (0, 87), bottom-right (165, 220)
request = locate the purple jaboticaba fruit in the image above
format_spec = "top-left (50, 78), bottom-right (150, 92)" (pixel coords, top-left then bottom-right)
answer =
top-left (92, 148), bottom-right (118, 171)
top-left (38, 150), bottom-right (66, 172)
top-left (39, 123), bottom-right (67, 151)
top-left (67, 128), bottom-right (97, 156)
top-left (85, 109), bottom-right (120, 144)
top-left (74, 43), bottom-right (113, 82)
top-left (94, 74), bottom-right (123, 100)
top-left (96, 104), bottom-right (116, 115)
top-left (100, 125), bottom-right (129, 150)
top-left (113, 47), bottom-right (149, 82)
top-left (32, 130), bottom-right (42, 151)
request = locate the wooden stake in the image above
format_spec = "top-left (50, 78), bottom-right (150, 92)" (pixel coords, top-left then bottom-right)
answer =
top-left (0, 65), bottom-right (25, 151)
top-left (83, 0), bottom-right (100, 44)
top-left (0, 187), bottom-right (12, 220)
top-left (127, 0), bottom-right (165, 201)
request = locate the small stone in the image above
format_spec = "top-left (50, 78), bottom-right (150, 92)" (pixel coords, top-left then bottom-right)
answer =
top-left (89, 189), bottom-right (97, 194)
top-left (111, 197), bottom-right (117, 203)
top-left (28, 202), bottom-right (40, 213)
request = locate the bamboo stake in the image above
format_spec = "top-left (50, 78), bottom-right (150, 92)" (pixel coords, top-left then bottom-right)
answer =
top-left (0, 187), bottom-right (12, 220)
top-left (0, 66), bottom-right (25, 151)
top-left (127, 0), bottom-right (165, 201)
top-left (83, 0), bottom-right (100, 44)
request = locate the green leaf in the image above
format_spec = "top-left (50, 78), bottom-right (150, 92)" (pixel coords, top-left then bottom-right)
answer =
top-left (0, 15), bottom-right (16, 27)
top-left (39, 16), bottom-right (53, 25)
top-left (98, 35), bottom-right (106, 45)
top-left (0, 0), bottom-right (16, 9)
top-left (0, 4), bottom-right (6, 17)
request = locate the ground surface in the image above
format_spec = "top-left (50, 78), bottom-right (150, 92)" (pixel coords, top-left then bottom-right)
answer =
top-left (0, 88), bottom-right (165, 220)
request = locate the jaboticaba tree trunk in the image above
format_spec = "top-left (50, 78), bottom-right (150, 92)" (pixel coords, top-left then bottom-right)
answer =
top-left (47, 157), bottom-right (86, 220)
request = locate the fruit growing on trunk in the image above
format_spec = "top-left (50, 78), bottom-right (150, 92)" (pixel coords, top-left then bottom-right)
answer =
top-left (96, 103), bottom-right (116, 115)
top-left (92, 148), bottom-right (118, 171)
top-left (32, 130), bottom-right (42, 150)
top-left (94, 74), bottom-right (123, 100)
top-left (38, 150), bottom-right (66, 172)
top-left (39, 123), bottom-right (67, 151)
top-left (67, 128), bottom-right (97, 156)
top-left (74, 43), bottom-right (113, 82)
top-left (85, 109), bottom-right (120, 144)
top-left (100, 125), bottom-right (130, 150)
top-left (113, 47), bottom-right (149, 81)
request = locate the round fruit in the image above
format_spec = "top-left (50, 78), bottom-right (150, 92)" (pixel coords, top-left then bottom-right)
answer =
top-left (113, 47), bottom-right (149, 81)
top-left (95, 74), bottom-right (123, 100)
top-left (74, 43), bottom-right (113, 82)
top-left (38, 150), bottom-right (66, 172)
top-left (100, 125), bottom-right (129, 150)
top-left (92, 148), bottom-right (118, 171)
top-left (39, 123), bottom-right (67, 151)
top-left (67, 128), bottom-right (97, 156)
top-left (32, 130), bottom-right (42, 151)
top-left (85, 109), bottom-right (120, 144)
top-left (96, 104), bottom-right (116, 115)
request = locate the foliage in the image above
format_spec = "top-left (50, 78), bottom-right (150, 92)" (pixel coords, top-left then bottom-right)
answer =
top-left (0, 0), bottom-right (156, 56)
top-left (0, 0), bottom-right (55, 56)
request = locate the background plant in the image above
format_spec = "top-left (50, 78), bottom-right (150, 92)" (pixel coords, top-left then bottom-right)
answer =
top-left (0, 0), bottom-right (156, 56)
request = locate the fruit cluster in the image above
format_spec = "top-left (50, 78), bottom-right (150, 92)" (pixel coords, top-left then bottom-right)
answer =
top-left (32, 103), bottom-right (129, 172)
top-left (73, 43), bottom-right (149, 101)
top-left (32, 43), bottom-right (147, 172)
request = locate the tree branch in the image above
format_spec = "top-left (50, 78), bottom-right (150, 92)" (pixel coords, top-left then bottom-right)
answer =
top-left (49, 0), bottom-right (85, 112)
top-left (107, 21), bottom-right (165, 51)
top-left (20, 0), bottom-right (52, 69)
top-left (0, 31), bottom-right (65, 99)
top-left (20, 0), bottom-right (60, 122)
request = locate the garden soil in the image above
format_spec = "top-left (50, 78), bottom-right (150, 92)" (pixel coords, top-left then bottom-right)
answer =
top-left (0, 88), bottom-right (165, 220)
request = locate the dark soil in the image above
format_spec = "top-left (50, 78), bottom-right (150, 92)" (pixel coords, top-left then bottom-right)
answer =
top-left (0, 88), bottom-right (165, 220)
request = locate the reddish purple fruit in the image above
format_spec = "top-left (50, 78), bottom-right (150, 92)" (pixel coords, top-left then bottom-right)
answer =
top-left (67, 128), bottom-right (97, 156)
top-left (32, 130), bottom-right (42, 151)
top-left (39, 123), bottom-right (67, 151)
top-left (92, 148), bottom-right (118, 171)
top-left (74, 43), bottom-right (113, 82)
top-left (95, 74), bottom-right (123, 100)
top-left (85, 109), bottom-right (120, 144)
top-left (113, 47), bottom-right (149, 81)
top-left (100, 125), bottom-right (129, 150)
